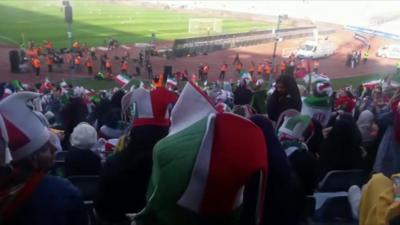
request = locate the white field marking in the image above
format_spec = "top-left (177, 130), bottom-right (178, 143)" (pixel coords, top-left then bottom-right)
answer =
top-left (0, 34), bottom-right (19, 44)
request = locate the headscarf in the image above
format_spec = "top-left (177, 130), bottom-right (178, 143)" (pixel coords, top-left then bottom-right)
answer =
top-left (250, 115), bottom-right (301, 225)
top-left (319, 116), bottom-right (364, 178)
top-left (357, 110), bottom-right (376, 143)
top-left (266, 75), bottom-right (302, 121)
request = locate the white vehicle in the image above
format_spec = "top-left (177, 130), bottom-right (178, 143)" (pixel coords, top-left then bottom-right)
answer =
top-left (295, 41), bottom-right (336, 59)
top-left (377, 45), bottom-right (400, 59)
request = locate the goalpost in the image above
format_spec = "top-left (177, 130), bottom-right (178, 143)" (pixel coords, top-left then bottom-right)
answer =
top-left (188, 18), bottom-right (223, 35)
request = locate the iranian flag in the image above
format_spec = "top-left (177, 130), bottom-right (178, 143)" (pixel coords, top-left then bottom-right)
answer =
top-left (301, 95), bottom-right (332, 127)
top-left (363, 79), bottom-right (382, 89)
top-left (113, 74), bottom-right (131, 87)
top-left (138, 81), bottom-right (267, 225)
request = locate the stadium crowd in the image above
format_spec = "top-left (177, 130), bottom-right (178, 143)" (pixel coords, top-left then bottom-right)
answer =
top-left (1, 46), bottom-right (400, 225)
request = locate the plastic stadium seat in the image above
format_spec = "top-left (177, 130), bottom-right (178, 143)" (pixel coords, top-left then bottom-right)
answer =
top-left (313, 196), bottom-right (355, 223)
top-left (68, 175), bottom-right (100, 201)
top-left (318, 170), bottom-right (370, 192)
top-left (55, 151), bottom-right (68, 161)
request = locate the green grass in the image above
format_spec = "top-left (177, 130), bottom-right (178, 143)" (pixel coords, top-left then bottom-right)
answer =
top-left (0, 0), bottom-right (272, 48)
top-left (66, 74), bottom-right (386, 91)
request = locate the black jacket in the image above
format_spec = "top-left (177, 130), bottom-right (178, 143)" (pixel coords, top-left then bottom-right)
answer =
top-left (95, 125), bottom-right (169, 223)
top-left (65, 147), bottom-right (102, 177)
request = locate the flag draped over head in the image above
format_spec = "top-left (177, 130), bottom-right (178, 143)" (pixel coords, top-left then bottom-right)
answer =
top-left (137, 81), bottom-right (268, 225)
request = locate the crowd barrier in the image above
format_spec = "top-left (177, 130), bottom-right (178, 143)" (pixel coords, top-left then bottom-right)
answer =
top-left (345, 25), bottom-right (400, 41)
top-left (172, 26), bottom-right (336, 57)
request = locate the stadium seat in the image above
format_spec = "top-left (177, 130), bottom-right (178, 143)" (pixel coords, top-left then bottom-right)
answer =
top-left (55, 151), bottom-right (68, 161)
top-left (68, 175), bottom-right (100, 201)
top-left (390, 215), bottom-right (400, 225)
top-left (313, 195), bottom-right (356, 223)
top-left (318, 170), bottom-right (370, 192)
top-left (49, 160), bottom-right (65, 177)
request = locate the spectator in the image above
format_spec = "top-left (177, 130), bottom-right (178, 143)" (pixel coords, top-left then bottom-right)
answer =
top-left (266, 75), bottom-right (302, 122)
top-left (233, 78), bottom-right (253, 106)
top-left (319, 114), bottom-right (366, 179)
top-left (0, 92), bottom-right (87, 225)
top-left (95, 85), bottom-right (177, 223)
top-left (65, 122), bottom-right (102, 177)
top-left (250, 115), bottom-right (305, 225)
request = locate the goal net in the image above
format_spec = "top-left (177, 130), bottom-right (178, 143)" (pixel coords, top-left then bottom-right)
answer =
top-left (188, 18), bottom-right (223, 35)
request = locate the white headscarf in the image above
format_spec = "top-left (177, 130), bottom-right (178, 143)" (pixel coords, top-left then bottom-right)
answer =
top-left (357, 110), bottom-right (375, 143)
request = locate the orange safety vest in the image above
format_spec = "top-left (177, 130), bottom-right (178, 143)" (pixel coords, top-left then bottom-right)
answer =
top-left (257, 64), bottom-right (263, 73)
top-left (121, 61), bottom-right (128, 70)
top-left (45, 56), bottom-right (53, 65)
top-left (249, 64), bottom-right (255, 72)
top-left (106, 60), bottom-right (112, 68)
top-left (46, 42), bottom-right (53, 49)
top-left (280, 62), bottom-right (286, 70)
top-left (74, 56), bottom-right (81, 65)
top-left (264, 64), bottom-right (271, 74)
top-left (73, 42), bottom-right (80, 49)
top-left (85, 58), bottom-right (93, 67)
top-left (33, 58), bottom-right (41, 68)
top-left (220, 64), bottom-right (227, 72)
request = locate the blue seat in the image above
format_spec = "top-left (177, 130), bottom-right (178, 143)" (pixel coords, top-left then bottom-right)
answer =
top-left (318, 170), bottom-right (370, 192)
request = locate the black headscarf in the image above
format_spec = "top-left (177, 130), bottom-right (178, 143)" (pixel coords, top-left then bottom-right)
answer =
top-left (266, 75), bottom-right (302, 121)
top-left (249, 115), bottom-right (305, 225)
top-left (319, 115), bottom-right (365, 179)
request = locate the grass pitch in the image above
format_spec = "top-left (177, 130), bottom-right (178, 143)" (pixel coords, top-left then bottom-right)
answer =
top-left (0, 0), bottom-right (272, 48)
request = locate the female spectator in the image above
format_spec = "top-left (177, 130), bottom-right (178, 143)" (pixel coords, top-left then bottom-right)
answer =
top-left (65, 123), bottom-right (102, 177)
top-left (266, 75), bottom-right (302, 122)
top-left (250, 115), bottom-right (305, 225)
top-left (319, 114), bottom-right (366, 179)
top-left (357, 110), bottom-right (379, 168)
top-left (233, 78), bottom-right (253, 106)
top-left (0, 92), bottom-right (87, 225)
top-left (61, 96), bottom-right (88, 149)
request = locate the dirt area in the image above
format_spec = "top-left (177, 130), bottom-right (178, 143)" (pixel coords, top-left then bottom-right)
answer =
top-left (0, 28), bottom-right (398, 85)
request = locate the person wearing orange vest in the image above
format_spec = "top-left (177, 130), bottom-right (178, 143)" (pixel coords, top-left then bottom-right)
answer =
top-left (74, 55), bottom-right (81, 73)
top-left (313, 59), bottom-right (320, 73)
top-left (248, 61), bottom-right (255, 77)
top-left (106, 57), bottom-right (113, 76)
top-left (264, 63), bottom-right (271, 80)
top-left (202, 64), bottom-right (209, 82)
top-left (32, 57), bottom-right (41, 76)
top-left (45, 54), bottom-right (53, 73)
top-left (72, 41), bottom-right (80, 53)
top-left (44, 40), bottom-right (53, 54)
top-left (257, 63), bottom-right (263, 77)
top-left (85, 57), bottom-right (94, 75)
top-left (219, 62), bottom-right (227, 80)
top-left (120, 58), bottom-right (129, 75)
top-left (280, 61), bottom-right (286, 76)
